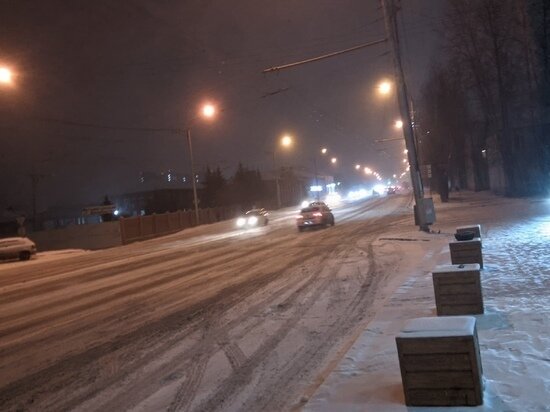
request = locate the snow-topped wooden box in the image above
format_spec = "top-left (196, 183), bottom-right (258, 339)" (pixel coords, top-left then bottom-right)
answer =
top-left (456, 224), bottom-right (482, 240)
top-left (432, 264), bottom-right (484, 316)
top-left (396, 316), bottom-right (483, 406)
top-left (449, 238), bottom-right (483, 268)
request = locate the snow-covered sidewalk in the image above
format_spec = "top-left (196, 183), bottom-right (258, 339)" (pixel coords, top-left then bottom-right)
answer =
top-left (303, 192), bottom-right (550, 412)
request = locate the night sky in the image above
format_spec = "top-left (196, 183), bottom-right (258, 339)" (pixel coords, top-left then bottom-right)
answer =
top-left (0, 0), bottom-right (445, 214)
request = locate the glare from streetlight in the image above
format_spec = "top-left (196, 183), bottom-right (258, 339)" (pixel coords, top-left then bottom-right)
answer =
top-left (331, 157), bottom-right (337, 164)
top-left (355, 164), bottom-right (361, 170)
top-left (377, 80), bottom-right (392, 95)
top-left (395, 120), bottom-right (403, 129)
top-left (321, 147), bottom-right (328, 154)
top-left (281, 134), bottom-right (293, 147)
top-left (403, 149), bottom-right (408, 154)
top-left (0, 67), bottom-right (13, 85)
top-left (393, 174), bottom-right (397, 178)
top-left (364, 167), bottom-right (373, 175)
top-left (201, 103), bottom-right (216, 118)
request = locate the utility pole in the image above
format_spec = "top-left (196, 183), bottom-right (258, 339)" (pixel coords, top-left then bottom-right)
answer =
top-left (273, 151), bottom-right (282, 209)
top-left (313, 156), bottom-right (320, 201)
top-left (381, 0), bottom-right (431, 232)
top-left (186, 129), bottom-right (200, 225)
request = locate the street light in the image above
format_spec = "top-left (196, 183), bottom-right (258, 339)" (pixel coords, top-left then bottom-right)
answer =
top-left (321, 147), bottom-right (327, 154)
top-left (202, 103), bottom-right (216, 118)
top-left (281, 134), bottom-right (293, 147)
top-left (0, 67), bottom-right (13, 85)
top-left (394, 119), bottom-right (403, 129)
top-left (377, 80), bottom-right (392, 95)
top-left (355, 164), bottom-right (361, 170)
top-left (331, 157), bottom-right (337, 164)
top-left (187, 102), bottom-right (217, 225)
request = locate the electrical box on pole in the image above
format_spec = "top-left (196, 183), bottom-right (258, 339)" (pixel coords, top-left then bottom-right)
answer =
top-left (381, 0), bottom-right (433, 231)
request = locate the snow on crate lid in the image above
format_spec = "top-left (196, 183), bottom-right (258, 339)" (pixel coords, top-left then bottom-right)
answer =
top-left (456, 224), bottom-right (481, 230)
top-left (432, 263), bottom-right (480, 273)
top-left (398, 316), bottom-right (476, 337)
top-left (450, 237), bottom-right (481, 244)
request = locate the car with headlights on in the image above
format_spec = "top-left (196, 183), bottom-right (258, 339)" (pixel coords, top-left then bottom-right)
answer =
top-left (236, 208), bottom-right (269, 228)
top-left (296, 204), bottom-right (334, 232)
top-left (0, 237), bottom-right (37, 261)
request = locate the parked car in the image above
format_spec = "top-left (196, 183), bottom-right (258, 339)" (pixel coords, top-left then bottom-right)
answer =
top-left (0, 237), bottom-right (37, 261)
top-left (296, 204), bottom-right (335, 232)
top-left (236, 208), bottom-right (269, 228)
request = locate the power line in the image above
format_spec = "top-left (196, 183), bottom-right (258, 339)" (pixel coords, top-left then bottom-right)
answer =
top-left (262, 38), bottom-right (387, 73)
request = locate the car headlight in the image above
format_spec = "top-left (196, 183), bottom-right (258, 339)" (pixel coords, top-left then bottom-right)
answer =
top-left (236, 217), bottom-right (246, 227)
top-left (248, 216), bottom-right (258, 226)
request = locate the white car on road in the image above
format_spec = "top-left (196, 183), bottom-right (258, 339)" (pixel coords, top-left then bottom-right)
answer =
top-left (0, 237), bottom-right (37, 261)
top-left (236, 209), bottom-right (269, 229)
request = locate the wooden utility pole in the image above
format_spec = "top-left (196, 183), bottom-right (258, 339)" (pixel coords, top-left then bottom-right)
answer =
top-left (381, 0), bottom-right (431, 231)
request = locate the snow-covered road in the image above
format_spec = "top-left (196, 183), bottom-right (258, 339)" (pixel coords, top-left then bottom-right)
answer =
top-left (0, 194), bottom-right (416, 411)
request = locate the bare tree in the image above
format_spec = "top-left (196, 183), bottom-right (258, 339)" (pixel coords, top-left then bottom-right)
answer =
top-left (418, 0), bottom-right (549, 196)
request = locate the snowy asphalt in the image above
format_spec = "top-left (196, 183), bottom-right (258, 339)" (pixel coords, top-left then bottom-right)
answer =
top-left (0, 192), bottom-right (547, 412)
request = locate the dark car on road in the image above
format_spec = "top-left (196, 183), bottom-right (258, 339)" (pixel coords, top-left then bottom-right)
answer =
top-left (296, 204), bottom-right (335, 232)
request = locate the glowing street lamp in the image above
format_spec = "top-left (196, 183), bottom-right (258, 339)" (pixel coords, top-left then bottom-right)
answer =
top-left (394, 119), bottom-right (403, 129)
top-left (331, 157), bottom-right (337, 164)
top-left (187, 102), bottom-right (218, 224)
top-left (377, 80), bottom-right (392, 95)
top-left (202, 103), bottom-right (216, 118)
top-left (0, 67), bottom-right (12, 85)
top-left (321, 147), bottom-right (328, 154)
top-left (281, 134), bottom-right (293, 147)
top-left (355, 164), bottom-right (361, 170)
top-left (364, 167), bottom-right (373, 175)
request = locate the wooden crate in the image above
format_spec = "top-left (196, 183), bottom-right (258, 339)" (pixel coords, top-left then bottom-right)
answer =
top-left (432, 264), bottom-right (484, 315)
top-left (449, 238), bottom-right (483, 268)
top-left (456, 224), bottom-right (482, 240)
top-left (396, 316), bottom-right (483, 406)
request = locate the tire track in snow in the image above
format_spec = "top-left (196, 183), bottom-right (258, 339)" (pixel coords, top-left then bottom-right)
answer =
top-left (0, 196), bottom-right (412, 411)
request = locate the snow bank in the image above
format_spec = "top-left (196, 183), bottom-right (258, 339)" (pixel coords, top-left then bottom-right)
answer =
top-left (304, 192), bottom-right (550, 412)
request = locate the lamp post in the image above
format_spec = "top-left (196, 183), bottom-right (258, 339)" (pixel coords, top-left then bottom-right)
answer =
top-left (186, 103), bottom-right (216, 225)
top-left (313, 155), bottom-right (319, 201)
top-left (186, 128), bottom-right (200, 224)
top-left (274, 151), bottom-right (282, 209)
top-left (273, 134), bottom-right (293, 208)
top-left (311, 148), bottom-right (336, 201)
